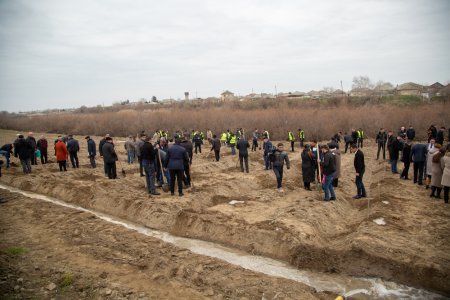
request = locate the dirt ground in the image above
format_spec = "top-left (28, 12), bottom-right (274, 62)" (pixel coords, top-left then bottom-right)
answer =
top-left (0, 129), bottom-right (449, 298)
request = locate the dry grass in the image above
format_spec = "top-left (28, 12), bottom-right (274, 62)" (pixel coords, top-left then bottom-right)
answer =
top-left (0, 103), bottom-right (448, 140)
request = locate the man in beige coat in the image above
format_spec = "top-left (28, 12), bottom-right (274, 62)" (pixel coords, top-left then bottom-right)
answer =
top-left (441, 146), bottom-right (450, 204)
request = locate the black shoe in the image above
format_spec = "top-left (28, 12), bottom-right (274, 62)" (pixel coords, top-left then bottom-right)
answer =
top-left (171, 192), bottom-right (175, 196)
top-left (0, 198), bottom-right (8, 204)
top-left (330, 197), bottom-right (336, 201)
top-left (140, 174), bottom-right (145, 177)
top-left (155, 185), bottom-right (163, 188)
top-left (179, 193), bottom-right (184, 197)
top-left (361, 194), bottom-right (367, 198)
top-left (150, 191), bottom-right (161, 196)
top-left (353, 195), bottom-right (361, 199)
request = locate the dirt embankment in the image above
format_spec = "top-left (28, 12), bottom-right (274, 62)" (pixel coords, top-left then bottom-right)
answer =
top-left (1, 130), bottom-right (449, 296)
top-left (0, 188), bottom-right (330, 299)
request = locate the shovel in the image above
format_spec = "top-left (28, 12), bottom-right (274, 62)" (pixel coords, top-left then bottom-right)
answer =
top-left (157, 149), bottom-right (169, 192)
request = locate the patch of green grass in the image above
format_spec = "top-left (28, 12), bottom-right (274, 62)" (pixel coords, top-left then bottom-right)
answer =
top-left (60, 272), bottom-right (74, 287)
top-left (3, 246), bottom-right (27, 257)
top-left (0, 294), bottom-right (15, 300)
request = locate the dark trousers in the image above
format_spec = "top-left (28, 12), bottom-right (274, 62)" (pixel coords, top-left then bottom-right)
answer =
top-left (401, 161), bottom-right (410, 179)
top-left (195, 143), bottom-right (202, 154)
top-left (299, 139), bottom-right (304, 148)
top-left (304, 181), bottom-right (311, 189)
top-left (214, 150), bottom-right (220, 161)
top-left (40, 150), bottom-right (48, 164)
top-left (239, 154), bottom-right (249, 172)
top-left (30, 151), bottom-right (37, 165)
top-left (273, 165), bottom-right (284, 188)
top-left (358, 138), bottom-right (364, 148)
top-left (105, 162), bottom-right (117, 179)
top-left (89, 155), bottom-right (96, 168)
top-left (138, 156), bottom-right (144, 176)
top-left (69, 151), bottom-right (79, 168)
top-left (169, 169), bottom-right (184, 194)
top-left (356, 173), bottom-right (366, 197)
top-left (332, 178), bottom-right (339, 187)
top-left (444, 186), bottom-right (449, 203)
top-left (413, 161), bottom-right (425, 184)
top-left (290, 141), bottom-right (295, 152)
top-left (183, 163), bottom-right (191, 186)
top-left (377, 143), bottom-right (386, 159)
top-left (345, 142), bottom-right (351, 153)
top-left (252, 140), bottom-right (258, 151)
top-left (58, 160), bottom-right (67, 171)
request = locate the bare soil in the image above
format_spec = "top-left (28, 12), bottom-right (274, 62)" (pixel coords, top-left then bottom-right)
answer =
top-left (1, 130), bottom-right (449, 298)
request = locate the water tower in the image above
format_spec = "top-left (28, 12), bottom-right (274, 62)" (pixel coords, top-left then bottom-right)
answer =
top-left (184, 92), bottom-right (189, 101)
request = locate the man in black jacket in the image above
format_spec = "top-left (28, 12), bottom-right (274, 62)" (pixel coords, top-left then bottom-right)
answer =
top-left (351, 144), bottom-right (366, 199)
top-left (400, 140), bottom-right (412, 180)
top-left (14, 135), bottom-right (32, 174)
top-left (389, 136), bottom-right (401, 174)
top-left (321, 145), bottom-right (336, 201)
top-left (210, 135), bottom-right (221, 162)
top-left (375, 128), bottom-right (387, 160)
top-left (37, 136), bottom-right (48, 164)
top-left (99, 134), bottom-right (110, 176)
top-left (411, 142), bottom-right (427, 185)
top-left (102, 137), bottom-right (118, 179)
top-left (180, 134), bottom-right (193, 187)
top-left (406, 125), bottom-right (415, 141)
top-left (343, 132), bottom-right (353, 153)
top-left (141, 137), bottom-right (160, 196)
top-left (26, 132), bottom-right (37, 165)
top-left (236, 137), bottom-right (250, 173)
top-left (67, 135), bottom-right (80, 168)
top-left (436, 127), bottom-right (445, 145)
top-left (85, 136), bottom-right (96, 168)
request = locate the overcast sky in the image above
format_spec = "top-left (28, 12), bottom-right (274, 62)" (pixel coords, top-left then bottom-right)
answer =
top-left (0, 0), bottom-right (449, 112)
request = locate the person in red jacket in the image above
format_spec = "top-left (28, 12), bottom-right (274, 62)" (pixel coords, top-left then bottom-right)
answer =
top-left (55, 138), bottom-right (68, 171)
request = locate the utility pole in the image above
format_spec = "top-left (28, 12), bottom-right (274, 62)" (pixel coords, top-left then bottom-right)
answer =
top-left (275, 85), bottom-right (278, 99)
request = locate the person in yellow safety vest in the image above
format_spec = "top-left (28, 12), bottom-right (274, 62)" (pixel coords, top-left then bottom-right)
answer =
top-left (226, 130), bottom-right (231, 145)
top-left (229, 133), bottom-right (237, 155)
top-left (200, 131), bottom-right (205, 141)
top-left (287, 131), bottom-right (295, 152)
top-left (357, 128), bottom-right (364, 148)
top-left (298, 128), bottom-right (305, 148)
top-left (220, 132), bottom-right (227, 146)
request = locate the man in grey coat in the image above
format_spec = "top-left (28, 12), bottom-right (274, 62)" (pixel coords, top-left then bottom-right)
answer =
top-left (135, 134), bottom-right (146, 177)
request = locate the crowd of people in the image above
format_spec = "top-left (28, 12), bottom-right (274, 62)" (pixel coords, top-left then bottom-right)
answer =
top-left (1, 125), bottom-right (449, 203)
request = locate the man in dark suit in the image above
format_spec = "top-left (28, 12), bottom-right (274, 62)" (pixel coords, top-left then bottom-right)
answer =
top-left (351, 144), bottom-right (366, 199)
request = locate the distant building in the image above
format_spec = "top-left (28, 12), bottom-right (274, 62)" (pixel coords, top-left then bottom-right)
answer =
top-left (349, 88), bottom-right (372, 97)
top-left (184, 92), bottom-right (189, 101)
top-left (221, 90), bottom-right (235, 102)
top-left (427, 82), bottom-right (445, 97)
top-left (396, 82), bottom-right (423, 96)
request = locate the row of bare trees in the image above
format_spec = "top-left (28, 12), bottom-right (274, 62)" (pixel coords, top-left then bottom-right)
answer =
top-left (1, 103), bottom-right (448, 141)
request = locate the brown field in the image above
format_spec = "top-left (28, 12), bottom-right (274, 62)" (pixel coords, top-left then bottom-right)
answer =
top-left (0, 128), bottom-right (449, 299)
top-left (1, 103), bottom-right (449, 140)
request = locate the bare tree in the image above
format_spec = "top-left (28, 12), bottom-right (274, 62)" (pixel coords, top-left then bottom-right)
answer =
top-left (352, 76), bottom-right (374, 89)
